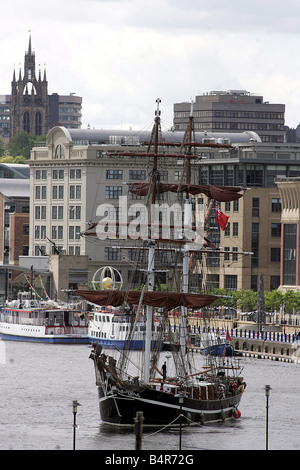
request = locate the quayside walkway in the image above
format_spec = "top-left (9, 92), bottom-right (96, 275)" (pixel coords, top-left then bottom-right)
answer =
top-left (188, 326), bottom-right (300, 363)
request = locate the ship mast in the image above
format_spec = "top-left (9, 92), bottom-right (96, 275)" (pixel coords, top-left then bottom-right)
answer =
top-left (180, 100), bottom-right (194, 360)
top-left (144, 98), bottom-right (161, 383)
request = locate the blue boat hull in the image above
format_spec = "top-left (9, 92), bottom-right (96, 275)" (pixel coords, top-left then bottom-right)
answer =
top-left (88, 336), bottom-right (163, 350)
top-left (0, 333), bottom-right (90, 344)
top-left (201, 343), bottom-right (234, 356)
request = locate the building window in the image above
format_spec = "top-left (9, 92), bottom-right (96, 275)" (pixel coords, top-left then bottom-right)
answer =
top-left (129, 169), bottom-right (146, 180)
top-left (54, 144), bottom-right (64, 159)
top-left (69, 226), bottom-right (75, 240)
top-left (283, 224), bottom-right (296, 285)
top-left (271, 223), bottom-right (281, 237)
top-left (35, 226), bottom-right (40, 239)
top-left (246, 165), bottom-right (264, 186)
top-left (224, 247), bottom-right (230, 261)
top-left (252, 222), bottom-right (259, 267)
top-left (225, 201), bottom-right (231, 212)
top-left (105, 247), bottom-right (120, 260)
top-left (52, 226), bottom-right (57, 239)
top-left (233, 199), bottom-right (239, 212)
top-left (252, 198), bottom-right (259, 217)
top-left (23, 224), bottom-right (29, 235)
top-left (232, 247), bottom-right (238, 261)
top-left (41, 226), bottom-right (46, 239)
top-left (35, 206), bottom-right (46, 220)
top-left (271, 198), bottom-right (281, 212)
top-left (271, 247), bottom-right (281, 262)
top-left (206, 274), bottom-right (219, 290)
top-left (233, 222), bottom-right (238, 237)
top-left (70, 169), bottom-right (81, 179)
top-left (52, 226), bottom-right (63, 240)
top-left (106, 169), bottom-right (123, 179)
top-left (105, 186), bottom-right (122, 199)
top-left (23, 111), bottom-right (30, 133)
top-left (224, 223), bottom-right (230, 237)
top-left (69, 206), bottom-right (81, 220)
top-left (70, 185), bottom-right (81, 199)
top-left (210, 165), bottom-right (224, 186)
top-left (225, 275), bottom-right (237, 290)
top-left (35, 112), bottom-right (42, 135)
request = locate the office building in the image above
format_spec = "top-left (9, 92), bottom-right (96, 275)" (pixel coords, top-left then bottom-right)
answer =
top-left (174, 90), bottom-right (285, 143)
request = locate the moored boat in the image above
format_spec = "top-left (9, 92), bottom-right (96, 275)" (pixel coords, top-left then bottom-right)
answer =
top-left (0, 291), bottom-right (89, 343)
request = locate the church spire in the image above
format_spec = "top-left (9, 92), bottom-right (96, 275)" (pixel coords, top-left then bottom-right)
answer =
top-left (28, 29), bottom-right (32, 55)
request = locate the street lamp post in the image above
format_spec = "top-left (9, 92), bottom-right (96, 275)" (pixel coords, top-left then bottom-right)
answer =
top-left (178, 395), bottom-right (184, 450)
top-left (265, 385), bottom-right (271, 450)
top-left (72, 400), bottom-right (81, 450)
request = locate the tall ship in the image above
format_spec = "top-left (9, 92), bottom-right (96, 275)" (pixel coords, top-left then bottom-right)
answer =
top-left (77, 99), bottom-right (247, 426)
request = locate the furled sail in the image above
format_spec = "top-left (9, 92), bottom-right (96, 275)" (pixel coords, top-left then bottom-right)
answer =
top-left (76, 290), bottom-right (217, 309)
top-left (129, 183), bottom-right (242, 202)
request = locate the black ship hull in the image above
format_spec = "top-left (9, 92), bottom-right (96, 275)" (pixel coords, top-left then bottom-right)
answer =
top-left (97, 384), bottom-right (243, 427)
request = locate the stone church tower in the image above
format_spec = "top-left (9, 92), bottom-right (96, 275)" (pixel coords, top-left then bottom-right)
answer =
top-left (10, 34), bottom-right (49, 138)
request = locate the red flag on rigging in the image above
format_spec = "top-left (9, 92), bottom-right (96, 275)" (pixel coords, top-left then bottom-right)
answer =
top-left (215, 202), bottom-right (229, 231)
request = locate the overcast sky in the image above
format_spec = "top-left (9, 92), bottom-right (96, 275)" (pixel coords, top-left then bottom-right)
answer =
top-left (2, 0), bottom-right (300, 132)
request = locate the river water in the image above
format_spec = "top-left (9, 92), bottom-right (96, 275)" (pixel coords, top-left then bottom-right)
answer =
top-left (0, 339), bottom-right (299, 451)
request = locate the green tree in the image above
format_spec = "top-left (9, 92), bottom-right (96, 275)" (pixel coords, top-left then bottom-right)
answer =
top-left (0, 139), bottom-right (6, 157)
top-left (0, 156), bottom-right (14, 163)
top-left (236, 289), bottom-right (258, 312)
top-left (265, 290), bottom-right (283, 312)
top-left (13, 155), bottom-right (27, 164)
top-left (7, 131), bottom-right (46, 159)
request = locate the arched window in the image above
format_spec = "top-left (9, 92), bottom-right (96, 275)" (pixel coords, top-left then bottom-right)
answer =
top-left (23, 112), bottom-right (30, 133)
top-left (35, 112), bottom-right (42, 135)
top-left (54, 144), bottom-right (65, 159)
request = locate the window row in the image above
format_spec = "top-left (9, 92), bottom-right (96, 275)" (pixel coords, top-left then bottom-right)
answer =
top-left (206, 274), bottom-right (280, 291)
top-left (174, 110), bottom-right (284, 120)
top-left (35, 169), bottom-right (82, 180)
top-left (34, 225), bottom-right (81, 240)
top-left (224, 222), bottom-right (239, 237)
top-left (35, 185), bottom-right (81, 200)
top-left (35, 205), bottom-right (81, 220)
top-left (34, 245), bottom-right (81, 256)
top-left (252, 197), bottom-right (281, 217)
top-left (200, 164), bottom-right (300, 187)
top-left (105, 169), bottom-right (168, 180)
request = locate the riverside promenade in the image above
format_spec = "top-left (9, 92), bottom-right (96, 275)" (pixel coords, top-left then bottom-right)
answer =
top-left (168, 315), bottom-right (300, 363)
top-left (188, 324), bottom-right (300, 363)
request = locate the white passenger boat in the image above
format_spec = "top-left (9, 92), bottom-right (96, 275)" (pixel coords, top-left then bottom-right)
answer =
top-left (0, 291), bottom-right (89, 343)
top-left (88, 306), bottom-right (176, 350)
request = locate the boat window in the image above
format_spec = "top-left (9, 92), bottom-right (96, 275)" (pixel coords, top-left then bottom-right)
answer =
top-left (102, 316), bottom-right (105, 322)
top-left (106, 316), bottom-right (110, 322)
